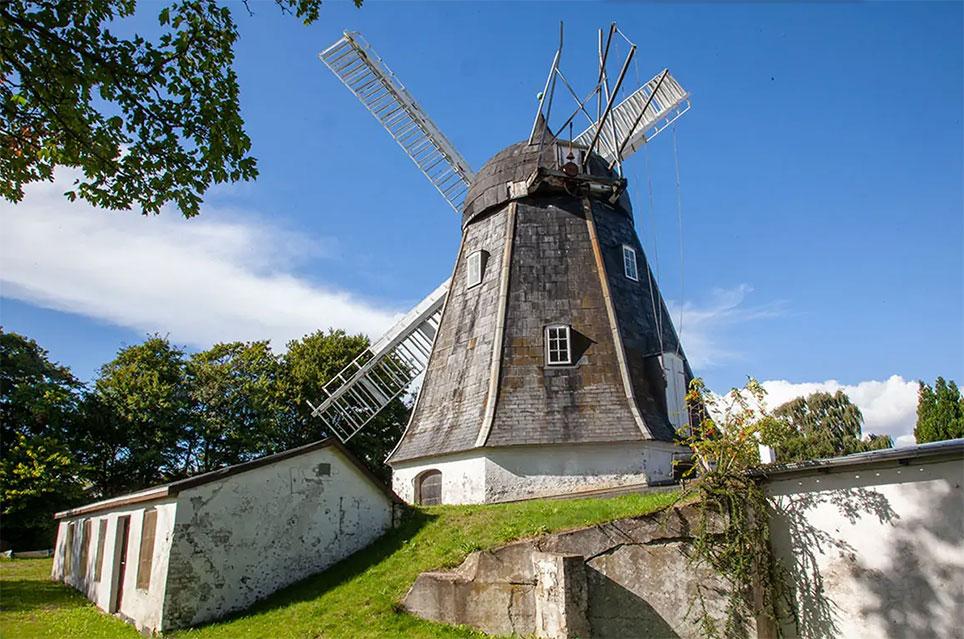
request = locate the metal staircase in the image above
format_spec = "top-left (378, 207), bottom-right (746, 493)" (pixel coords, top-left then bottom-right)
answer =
top-left (320, 32), bottom-right (475, 213)
top-left (575, 68), bottom-right (690, 164)
top-left (309, 280), bottom-right (449, 443)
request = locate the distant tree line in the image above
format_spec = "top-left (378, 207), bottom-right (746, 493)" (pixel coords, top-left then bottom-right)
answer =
top-left (0, 329), bottom-right (406, 550)
top-left (915, 377), bottom-right (964, 444)
top-left (761, 390), bottom-right (893, 463)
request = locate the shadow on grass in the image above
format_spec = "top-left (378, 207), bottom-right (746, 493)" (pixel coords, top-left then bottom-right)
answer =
top-left (0, 577), bottom-right (92, 613)
top-left (184, 508), bottom-right (437, 629)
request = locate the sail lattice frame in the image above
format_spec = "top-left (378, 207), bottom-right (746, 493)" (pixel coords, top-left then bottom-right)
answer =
top-left (320, 33), bottom-right (475, 213)
top-left (575, 68), bottom-right (690, 164)
top-left (309, 280), bottom-right (449, 443)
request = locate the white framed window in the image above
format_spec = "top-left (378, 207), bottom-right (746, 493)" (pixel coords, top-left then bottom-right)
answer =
top-left (622, 245), bottom-right (639, 281)
top-left (556, 144), bottom-right (586, 172)
top-left (466, 251), bottom-right (484, 289)
top-left (545, 325), bottom-right (572, 366)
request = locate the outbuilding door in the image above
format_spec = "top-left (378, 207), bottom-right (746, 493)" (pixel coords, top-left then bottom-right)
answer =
top-left (417, 470), bottom-right (442, 505)
top-left (113, 516), bottom-right (130, 612)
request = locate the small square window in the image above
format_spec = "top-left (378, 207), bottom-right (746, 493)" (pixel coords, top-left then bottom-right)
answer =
top-left (466, 251), bottom-right (485, 289)
top-left (622, 245), bottom-right (639, 281)
top-left (545, 325), bottom-right (572, 366)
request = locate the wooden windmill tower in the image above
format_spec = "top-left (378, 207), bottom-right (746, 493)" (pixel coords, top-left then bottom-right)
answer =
top-left (313, 26), bottom-right (693, 504)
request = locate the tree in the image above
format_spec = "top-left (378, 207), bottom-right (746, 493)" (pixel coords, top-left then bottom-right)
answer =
top-left (914, 377), bottom-right (964, 444)
top-left (0, 330), bottom-right (85, 548)
top-left (0, 329), bottom-right (82, 451)
top-left (84, 335), bottom-right (193, 492)
top-left (1, 0), bottom-right (360, 217)
top-left (0, 434), bottom-right (84, 549)
top-left (186, 340), bottom-right (285, 473)
top-left (282, 329), bottom-right (408, 481)
top-left (771, 390), bottom-right (891, 462)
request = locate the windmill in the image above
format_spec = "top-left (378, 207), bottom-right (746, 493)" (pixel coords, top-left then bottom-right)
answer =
top-left (312, 25), bottom-right (693, 505)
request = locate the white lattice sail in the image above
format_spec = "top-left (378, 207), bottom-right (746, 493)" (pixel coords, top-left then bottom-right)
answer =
top-left (320, 33), bottom-right (475, 213)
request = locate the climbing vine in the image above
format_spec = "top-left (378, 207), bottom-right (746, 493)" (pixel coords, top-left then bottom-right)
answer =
top-left (674, 378), bottom-right (795, 639)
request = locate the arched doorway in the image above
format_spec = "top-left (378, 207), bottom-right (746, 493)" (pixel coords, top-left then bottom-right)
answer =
top-left (416, 470), bottom-right (442, 505)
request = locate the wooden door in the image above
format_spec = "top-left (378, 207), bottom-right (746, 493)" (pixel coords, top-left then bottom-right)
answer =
top-left (113, 516), bottom-right (131, 612)
top-left (417, 470), bottom-right (442, 505)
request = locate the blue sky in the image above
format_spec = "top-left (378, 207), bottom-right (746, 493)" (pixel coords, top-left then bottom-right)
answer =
top-left (1, 1), bottom-right (961, 443)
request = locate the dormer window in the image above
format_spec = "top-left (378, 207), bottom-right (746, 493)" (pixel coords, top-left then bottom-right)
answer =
top-left (545, 325), bottom-right (572, 366)
top-left (466, 251), bottom-right (486, 288)
top-left (622, 245), bottom-right (639, 281)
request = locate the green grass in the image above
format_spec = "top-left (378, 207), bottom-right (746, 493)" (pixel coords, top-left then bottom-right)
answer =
top-left (1, 491), bottom-right (677, 639)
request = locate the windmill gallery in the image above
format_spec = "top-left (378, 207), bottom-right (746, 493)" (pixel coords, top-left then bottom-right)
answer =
top-left (52, 23), bottom-right (700, 632)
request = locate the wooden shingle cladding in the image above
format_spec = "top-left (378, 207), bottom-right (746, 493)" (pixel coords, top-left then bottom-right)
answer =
top-left (486, 196), bottom-right (643, 447)
top-left (388, 207), bottom-right (511, 462)
top-left (592, 199), bottom-right (690, 442)
top-left (389, 139), bottom-right (691, 465)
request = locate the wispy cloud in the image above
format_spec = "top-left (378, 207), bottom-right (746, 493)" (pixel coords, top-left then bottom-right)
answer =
top-left (668, 284), bottom-right (785, 369)
top-left (0, 171), bottom-right (401, 348)
top-left (759, 376), bottom-right (920, 446)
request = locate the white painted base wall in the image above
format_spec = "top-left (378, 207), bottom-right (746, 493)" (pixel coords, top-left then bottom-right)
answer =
top-left (767, 458), bottom-right (964, 639)
top-left (51, 499), bottom-right (177, 634)
top-left (391, 441), bottom-right (684, 505)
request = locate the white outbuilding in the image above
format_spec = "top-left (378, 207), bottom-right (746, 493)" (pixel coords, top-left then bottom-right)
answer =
top-left (51, 438), bottom-right (401, 634)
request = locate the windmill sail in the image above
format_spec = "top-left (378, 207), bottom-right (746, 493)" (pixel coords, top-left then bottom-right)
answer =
top-left (320, 32), bottom-right (475, 213)
top-left (574, 69), bottom-right (690, 164)
top-left (309, 280), bottom-right (449, 443)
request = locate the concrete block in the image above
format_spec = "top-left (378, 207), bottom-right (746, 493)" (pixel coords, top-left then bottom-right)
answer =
top-left (532, 552), bottom-right (591, 639)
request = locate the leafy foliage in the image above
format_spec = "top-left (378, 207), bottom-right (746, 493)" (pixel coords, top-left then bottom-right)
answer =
top-left (0, 0), bottom-right (361, 217)
top-left (0, 329), bottom-right (82, 451)
top-left (283, 329), bottom-right (408, 482)
top-left (0, 434), bottom-right (85, 550)
top-left (769, 391), bottom-right (892, 462)
top-left (0, 330), bottom-right (85, 548)
top-left (914, 377), bottom-right (964, 444)
top-left (87, 335), bottom-right (194, 490)
top-left (676, 378), bottom-right (794, 639)
top-left (186, 341), bottom-right (286, 473)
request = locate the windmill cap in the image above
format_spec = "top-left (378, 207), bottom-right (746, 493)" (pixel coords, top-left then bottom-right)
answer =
top-left (462, 139), bottom-right (622, 227)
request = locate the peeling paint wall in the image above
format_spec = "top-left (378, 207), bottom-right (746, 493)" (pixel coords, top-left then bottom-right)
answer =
top-left (392, 441), bottom-right (683, 505)
top-left (51, 499), bottom-right (177, 634)
top-left (767, 458), bottom-right (964, 639)
top-left (162, 445), bottom-right (393, 630)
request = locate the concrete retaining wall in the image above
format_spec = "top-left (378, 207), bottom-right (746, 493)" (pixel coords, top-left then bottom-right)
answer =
top-left (402, 504), bottom-right (726, 638)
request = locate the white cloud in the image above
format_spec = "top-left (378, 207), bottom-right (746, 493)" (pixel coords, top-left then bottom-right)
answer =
top-left (0, 172), bottom-right (401, 349)
top-left (668, 284), bottom-right (785, 369)
top-left (758, 375), bottom-right (920, 446)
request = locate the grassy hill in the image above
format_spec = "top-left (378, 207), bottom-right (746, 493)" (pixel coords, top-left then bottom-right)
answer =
top-left (0, 491), bottom-right (677, 639)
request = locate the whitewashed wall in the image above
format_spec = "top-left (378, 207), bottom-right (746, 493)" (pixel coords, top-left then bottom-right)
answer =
top-left (392, 451), bottom-right (488, 504)
top-left (161, 445), bottom-right (394, 629)
top-left (51, 499), bottom-right (178, 634)
top-left (484, 441), bottom-right (681, 502)
top-left (392, 441), bottom-right (683, 505)
top-left (767, 457), bottom-right (964, 639)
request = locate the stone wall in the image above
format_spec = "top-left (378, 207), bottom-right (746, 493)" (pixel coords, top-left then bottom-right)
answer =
top-left (402, 504), bottom-right (726, 638)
